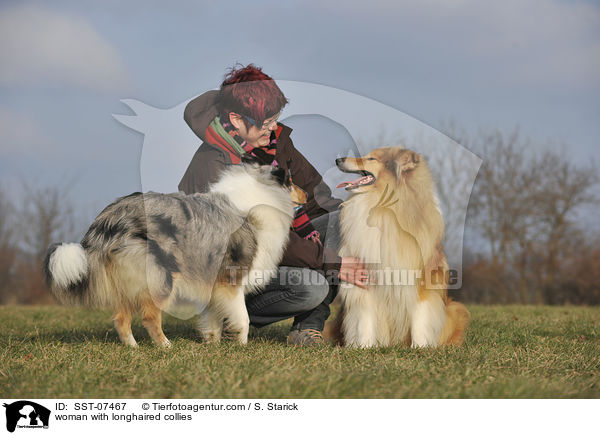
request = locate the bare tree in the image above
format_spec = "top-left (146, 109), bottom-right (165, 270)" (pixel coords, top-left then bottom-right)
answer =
top-left (10, 183), bottom-right (79, 304)
top-left (533, 151), bottom-right (599, 302)
top-left (18, 183), bottom-right (77, 264)
top-left (430, 121), bottom-right (481, 266)
top-left (464, 127), bottom-right (599, 303)
top-left (0, 189), bottom-right (14, 248)
top-left (0, 189), bottom-right (18, 303)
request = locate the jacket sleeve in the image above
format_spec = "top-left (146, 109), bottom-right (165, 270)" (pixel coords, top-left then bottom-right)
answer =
top-left (178, 147), bottom-right (227, 194)
top-left (183, 91), bottom-right (219, 141)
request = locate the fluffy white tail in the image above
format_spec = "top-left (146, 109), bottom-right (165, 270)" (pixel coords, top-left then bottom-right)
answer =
top-left (44, 242), bottom-right (90, 304)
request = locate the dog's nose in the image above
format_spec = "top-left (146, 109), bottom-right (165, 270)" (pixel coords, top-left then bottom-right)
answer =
top-left (335, 158), bottom-right (345, 166)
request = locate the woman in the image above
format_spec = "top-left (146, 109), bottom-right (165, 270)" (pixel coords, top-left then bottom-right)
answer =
top-left (179, 64), bottom-right (367, 345)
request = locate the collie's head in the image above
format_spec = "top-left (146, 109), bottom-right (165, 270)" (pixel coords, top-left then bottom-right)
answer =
top-left (210, 163), bottom-right (306, 217)
top-left (336, 145), bottom-right (443, 241)
top-left (336, 146), bottom-right (434, 196)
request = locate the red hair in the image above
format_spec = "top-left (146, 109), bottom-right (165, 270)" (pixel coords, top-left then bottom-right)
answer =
top-left (217, 64), bottom-right (288, 128)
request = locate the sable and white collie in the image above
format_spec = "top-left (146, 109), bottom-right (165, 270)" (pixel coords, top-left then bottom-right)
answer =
top-left (329, 146), bottom-right (470, 348)
top-left (44, 163), bottom-right (305, 347)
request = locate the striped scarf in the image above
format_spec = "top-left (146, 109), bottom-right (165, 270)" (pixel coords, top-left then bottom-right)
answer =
top-left (204, 116), bottom-right (321, 244)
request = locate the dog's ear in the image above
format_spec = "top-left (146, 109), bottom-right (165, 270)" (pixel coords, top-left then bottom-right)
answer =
top-left (270, 167), bottom-right (290, 187)
top-left (396, 151), bottom-right (420, 176)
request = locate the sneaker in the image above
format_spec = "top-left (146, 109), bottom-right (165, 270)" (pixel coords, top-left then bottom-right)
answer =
top-left (287, 328), bottom-right (324, 346)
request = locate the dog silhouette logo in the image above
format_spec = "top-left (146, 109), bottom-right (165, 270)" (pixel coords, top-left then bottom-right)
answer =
top-left (113, 82), bottom-right (480, 292)
top-left (3, 401), bottom-right (50, 432)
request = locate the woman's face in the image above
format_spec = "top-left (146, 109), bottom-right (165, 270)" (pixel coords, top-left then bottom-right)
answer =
top-left (230, 112), bottom-right (279, 148)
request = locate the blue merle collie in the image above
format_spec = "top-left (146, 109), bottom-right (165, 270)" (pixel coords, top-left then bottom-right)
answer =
top-left (44, 163), bottom-right (306, 347)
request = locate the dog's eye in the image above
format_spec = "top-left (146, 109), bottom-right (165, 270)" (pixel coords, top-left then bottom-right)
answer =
top-left (365, 158), bottom-right (377, 161)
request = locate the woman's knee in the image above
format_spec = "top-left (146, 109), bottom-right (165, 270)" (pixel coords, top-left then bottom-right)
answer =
top-left (295, 271), bottom-right (329, 310)
top-left (278, 267), bottom-right (330, 310)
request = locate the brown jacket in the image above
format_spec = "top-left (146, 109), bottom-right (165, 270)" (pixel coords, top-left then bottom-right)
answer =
top-left (178, 91), bottom-right (342, 273)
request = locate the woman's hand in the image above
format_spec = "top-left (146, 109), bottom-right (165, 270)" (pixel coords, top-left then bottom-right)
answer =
top-left (338, 256), bottom-right (369, 289)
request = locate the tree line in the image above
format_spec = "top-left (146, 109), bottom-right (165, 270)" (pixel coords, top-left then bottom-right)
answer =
top-left (443, 126), bottom-right (599, 304)
top-left (0, 184), bottom-right (77, 304)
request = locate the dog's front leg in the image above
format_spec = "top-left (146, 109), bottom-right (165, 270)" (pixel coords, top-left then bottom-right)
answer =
top-left (340, 285), bottom-right (378, 348)
top-left (197, 305), bottom-right (223, 344)
top-left (221, 287), bottom-right (250, 344)
top-left (410, 293), bottom-right (446, 348)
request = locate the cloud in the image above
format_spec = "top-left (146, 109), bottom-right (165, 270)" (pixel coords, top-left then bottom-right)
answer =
top-left (0, 5), bottom-right (131, 92)
top-left (292, 0), bottom-right (600, 91)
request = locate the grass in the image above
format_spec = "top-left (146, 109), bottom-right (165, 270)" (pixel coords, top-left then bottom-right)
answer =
top-left (0, 305), bottom-right (598, 398)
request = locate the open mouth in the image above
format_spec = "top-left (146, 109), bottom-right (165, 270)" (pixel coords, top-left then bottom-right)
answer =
top-left (336, 169), bottom-right (376, 190)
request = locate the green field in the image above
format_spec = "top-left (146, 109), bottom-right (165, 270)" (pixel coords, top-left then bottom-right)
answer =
top-left (0, 305), bottom-right (598, 398)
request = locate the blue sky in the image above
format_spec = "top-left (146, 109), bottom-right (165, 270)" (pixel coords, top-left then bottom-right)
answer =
top-left (0, 0), bottom-right (598, 226)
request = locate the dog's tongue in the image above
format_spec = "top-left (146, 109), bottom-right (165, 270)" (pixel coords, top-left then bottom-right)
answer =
top-left (336, 175), bottom-right (374, 189)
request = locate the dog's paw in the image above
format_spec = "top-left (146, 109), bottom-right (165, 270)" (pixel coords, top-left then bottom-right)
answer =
top-left (200, 330), bottom-right (222, 344)
top-left (159, 338), bottom-right (172, 348)
top-left (121, 336), bottom-right (138, 347)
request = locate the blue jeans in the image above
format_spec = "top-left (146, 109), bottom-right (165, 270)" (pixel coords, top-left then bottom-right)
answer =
top-left (245, 211), bottom-right (341, 331)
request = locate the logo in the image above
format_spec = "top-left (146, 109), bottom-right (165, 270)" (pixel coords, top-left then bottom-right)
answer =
top-left (3, 401), bottom-right (50, 433)
top-left (112, 81), bottom-right (481, 309)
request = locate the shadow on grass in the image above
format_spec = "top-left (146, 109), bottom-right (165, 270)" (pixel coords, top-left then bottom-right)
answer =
top-left (21, 319), bottom-right (291, 346)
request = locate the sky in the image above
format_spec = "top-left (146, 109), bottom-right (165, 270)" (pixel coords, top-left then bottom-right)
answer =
top-left (0, 0), bottom-right (598, 232)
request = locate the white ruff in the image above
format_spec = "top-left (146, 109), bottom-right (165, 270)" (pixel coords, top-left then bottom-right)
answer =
top-left (210, 165), bottom-right (294, 218)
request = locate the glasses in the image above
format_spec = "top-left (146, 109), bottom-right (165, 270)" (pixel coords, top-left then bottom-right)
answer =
top-left (242, 112), bottom-right (280, 132)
